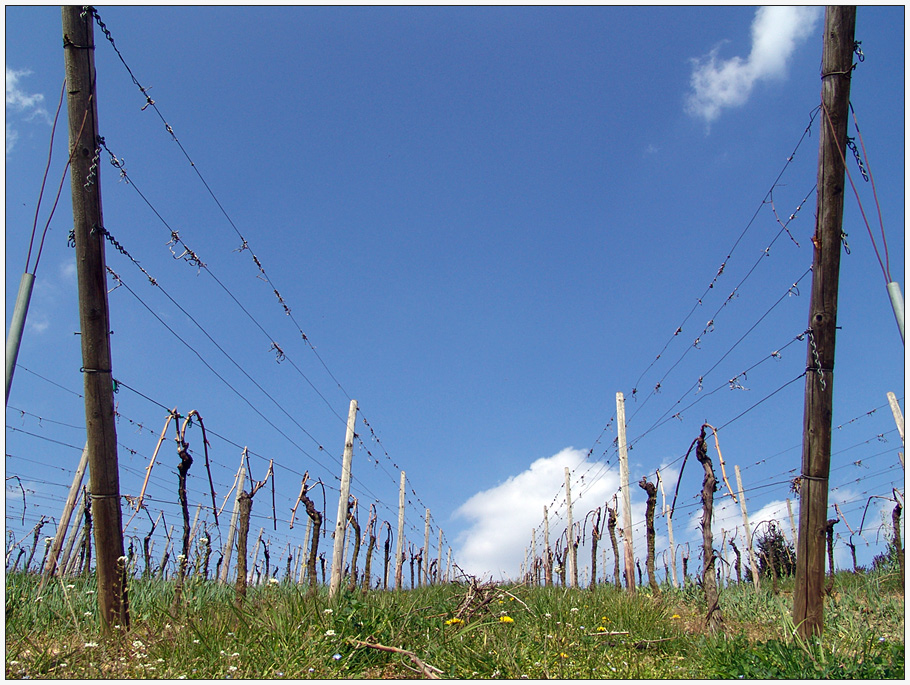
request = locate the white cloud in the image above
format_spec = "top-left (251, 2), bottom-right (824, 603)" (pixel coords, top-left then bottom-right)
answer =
top-left (6, 67), bottom-right (49, 154)
top-left (453, 447), bottom-right (623, 580)
top-left (26, 314), bottom-right (50, 335)
top-left (686, 6), bottom-right (823, 124)
top-left (60, 261), bottom-right (77, 282)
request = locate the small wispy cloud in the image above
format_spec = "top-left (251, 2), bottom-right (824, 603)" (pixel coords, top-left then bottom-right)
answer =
top-left (6, 67), bottom-right (49, 154)
top-left (685, 6), bottom-right (823, 125)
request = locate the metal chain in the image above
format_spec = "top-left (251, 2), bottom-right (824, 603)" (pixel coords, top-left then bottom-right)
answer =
top-left (845, 136), bottom-right (869, 181)
top-left (84, 143), bottom-right (101, 188)
top-left (807, 328), bottom-right (826, 391)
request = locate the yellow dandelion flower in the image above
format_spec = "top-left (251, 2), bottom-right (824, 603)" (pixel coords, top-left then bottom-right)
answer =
top-left (499, 616), bottom-right (514, 624)
top-left (559, 652), bottom-right (569, 659)
top-left (596, 626), bottom-right (607, 632)
top-left (670, 614), bottom-right (681, 620)
top-left (445, 617), bottom-right (464, 626)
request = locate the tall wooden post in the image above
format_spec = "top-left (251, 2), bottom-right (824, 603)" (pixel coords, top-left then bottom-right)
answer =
top-left (395, 471), bottom-right (406, 589)
top-left (887, 391), bottom-right (904, 456)
top-left (40, 443), bottom-right (88, 591)
top-left (657, 468), bottom-right (679, 589)
top-left (734, 465), bottom-right (761, 588)
top-left (564, 467), bottom-right (575, 587)
top-left (221, 464), bottom-right (246, 583)
top-left (786, 498), bottom-right (799, 547)
top-left (62, 6), bottom-right (128, 633)
top-left (617, 392), bottom-right (635, 591)
top-left (421, 509), bottom-right (431, 586)
top-left (437, 528), bottom-right (443, 584)
top-left (543, 505), bottom-right (552, 586)
top-left (329, 399), bottom-right (358, 598)
top-left (794, 5), bottom-right (856, 640)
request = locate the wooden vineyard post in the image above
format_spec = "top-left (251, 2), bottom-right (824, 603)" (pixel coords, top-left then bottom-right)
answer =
top-left (437, 528), bottom-right (443, 584)
top-left (887, 392), bottom-right (905, 468)
top-left (422, 509), bottom-right (431, 587)
top-left (40, 443), bottom-right (88, 592)
top-left (664, 505), bottom-right (679, 587)
top-left (221, 464), bottom-right (246, 584)
top-left (696, 425), bottom-right (724, 634)
top-left (329, 399), bottom-right (358, 599)
top-left (564, 467), bottom-right (576, 588)
top-left (395, 471), bottom-right (406, 590)
top-left (787, 498), bottom-right (799, 547)
top-left (531, 527), bottom-right (537, 586)
top-left (616, 392), bottom-right (636, 592)
top-left (887, 392), bottom-right (904, 444)
top-left (734, 465), bottom-right (761, 588)
top-left (249, 529), bottom-right (264, 584)
top-left (657, 468), bottom-right (679, 589)
top-left (543, 506), bottom-right (552, 587)
top-left (62, 5), bottom-right (129, 633)
top-left (639, 477), bottom-right (659, 593)
top-left (794, 5), bottom-right (856, 640)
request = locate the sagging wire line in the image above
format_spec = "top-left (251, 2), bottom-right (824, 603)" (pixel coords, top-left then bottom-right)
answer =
top-left (102, 257), bottom-right (331, 459)
top-left (628, 271), bottom-right (811, 443)
top-left (103, 131), bottom-right (417, 511)
top-left (104, 266), bottom-right (332, 473)
top-left (740, 396), bottom-right (903, 475)
top-left (629, 185), bottom-right (817, 428)
top-left (14, 365), bottom-right (84, 399)
top-left (627, 105), bottom-right (821, 413)
top-left (86, 7), bottom-right (349, 392)
top-left (88, 8), bottom-right (424, 507)
top-left (95, 138), bottom-right (348, 431)
top-left (630, 327), bottom-right (809, 449)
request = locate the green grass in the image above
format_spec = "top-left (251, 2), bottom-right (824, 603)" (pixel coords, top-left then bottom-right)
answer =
top-left (5, 570), bottom-right (904, 679)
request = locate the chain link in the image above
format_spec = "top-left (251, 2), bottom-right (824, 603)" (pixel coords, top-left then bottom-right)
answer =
top-left (84, 143), bottom-right (101, 188)
top-left (845, 136), bottom-right (869, 181)
top-left (807, 328), bottom-right (826, 391)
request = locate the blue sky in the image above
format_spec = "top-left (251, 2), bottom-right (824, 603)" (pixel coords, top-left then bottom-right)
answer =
top-left (5, 6), bottom-right (905, 583)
